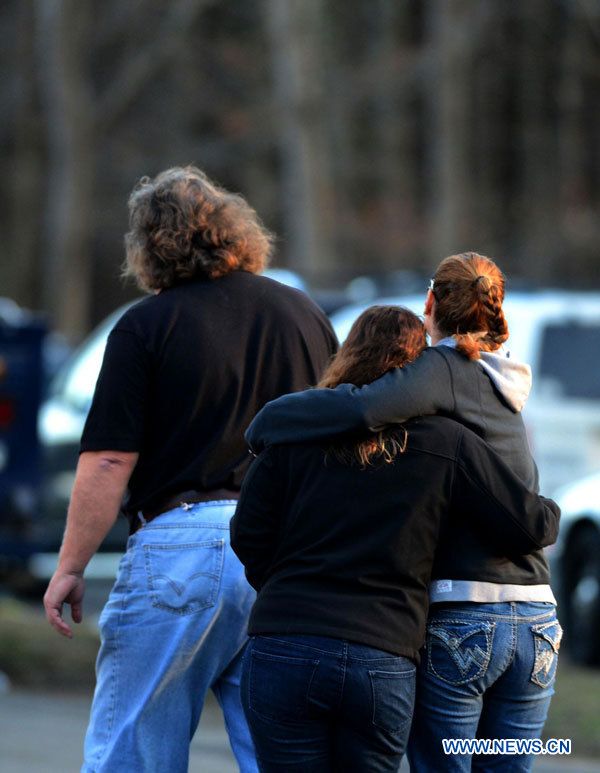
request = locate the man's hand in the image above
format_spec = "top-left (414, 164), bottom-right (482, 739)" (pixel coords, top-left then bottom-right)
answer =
top-left (42, 449), bottom-right (138, 638)
top-left (44, 571), bottom-right (86, 638)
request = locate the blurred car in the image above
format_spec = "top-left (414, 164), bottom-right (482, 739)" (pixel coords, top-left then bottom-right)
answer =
top-left (0, 302), bottom-right (47, 576)
top-left (549, 472), bottom-right (600, 665)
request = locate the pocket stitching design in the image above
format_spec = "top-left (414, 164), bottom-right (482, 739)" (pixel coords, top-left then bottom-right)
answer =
top-left (426, 619), bottom-right (496, 686)
top-left (530, 620), bottom-right (562, 688)
top-left (143, 539), bottom-right (224, 615)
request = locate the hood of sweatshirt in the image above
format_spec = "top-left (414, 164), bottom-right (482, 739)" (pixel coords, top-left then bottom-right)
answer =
top-left (437, 338), bottom-right (532, 412)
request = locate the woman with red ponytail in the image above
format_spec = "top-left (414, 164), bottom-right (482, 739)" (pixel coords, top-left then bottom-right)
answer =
top-left (247, 252), bottom-right (562, 772)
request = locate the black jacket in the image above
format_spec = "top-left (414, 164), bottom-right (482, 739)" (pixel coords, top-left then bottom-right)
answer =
top-left (245, 345), bottom-right (538, 490)
top-left (230, 416), bottom-right (559, 664)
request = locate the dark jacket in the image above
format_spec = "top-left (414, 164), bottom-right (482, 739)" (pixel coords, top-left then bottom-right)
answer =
top-left (245, 344), bottom-right (539, 491)
top-left (230, 416), bottom-right (559, 664)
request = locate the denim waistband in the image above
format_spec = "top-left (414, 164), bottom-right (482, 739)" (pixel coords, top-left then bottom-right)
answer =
top-left (136, 499), bottom-right (238, 530)
top-left (251, 633), bottom-right (411, 663)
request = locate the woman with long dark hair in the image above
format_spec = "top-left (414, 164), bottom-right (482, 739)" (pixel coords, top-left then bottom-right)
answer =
top-left (231, 304), bottom-right (559, 773)
top-left (245, 253), bottom-right (562, 772)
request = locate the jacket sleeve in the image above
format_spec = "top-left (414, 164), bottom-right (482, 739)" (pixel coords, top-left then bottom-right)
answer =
top-left (229, 447), bottom-right (286, 591)
top-left (245, 347), bottom-right (454, 453)
top-left (452, 427), bottom-right (560, 553)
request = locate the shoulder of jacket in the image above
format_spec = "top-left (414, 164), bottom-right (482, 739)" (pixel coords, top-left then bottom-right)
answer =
top-left (406, 415), bottom-right (464, 459)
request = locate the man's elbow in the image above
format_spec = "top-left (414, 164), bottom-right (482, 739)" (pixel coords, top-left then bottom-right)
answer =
top-left (78, 450), bottom-right (139, 483)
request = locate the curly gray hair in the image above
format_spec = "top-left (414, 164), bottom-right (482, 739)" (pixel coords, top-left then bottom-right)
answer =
top-left (123, 166), bottom-right (274, 291)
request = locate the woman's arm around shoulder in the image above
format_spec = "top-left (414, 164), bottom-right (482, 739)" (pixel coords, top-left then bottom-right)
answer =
top-left (246, 347), bottom-right (454, 453)
top-left (452, 425), bottom-right (560, 553)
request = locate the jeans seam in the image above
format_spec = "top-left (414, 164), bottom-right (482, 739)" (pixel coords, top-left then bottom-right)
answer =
top-left (335, 642), bottom-right (348, 711)
top-left (505, 608), bottom-right (518, 671)
top-left (92, 550), bottom-right (132, 769)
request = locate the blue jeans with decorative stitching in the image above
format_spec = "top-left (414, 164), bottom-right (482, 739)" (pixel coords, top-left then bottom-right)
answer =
top-left (407, 601), bottom-right (562, 773)
top-left (81, 501), bottom-right (258, 773)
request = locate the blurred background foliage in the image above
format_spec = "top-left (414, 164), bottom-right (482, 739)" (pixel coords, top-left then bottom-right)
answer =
top-left (2, 0), bottom-right (600, 341)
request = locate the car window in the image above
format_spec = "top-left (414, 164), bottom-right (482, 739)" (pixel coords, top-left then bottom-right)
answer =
top-left (58, 328), bottom-right (112, 411)
top-left (49, 305), bottom-right (133, 412)
top-left (537, 322), bottom-right (600, 399)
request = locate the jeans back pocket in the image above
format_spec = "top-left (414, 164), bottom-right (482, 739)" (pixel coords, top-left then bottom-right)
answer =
top-left (530, 619), bottom-right (562, 688)
top-left (426, 619), bottom-right (495, 686)
top-left (143, 539), bottom-right (224, 615)
top-left (247, 649), bottom-right (319, 723)
top-left (369, 667), bottom-right (416, 735)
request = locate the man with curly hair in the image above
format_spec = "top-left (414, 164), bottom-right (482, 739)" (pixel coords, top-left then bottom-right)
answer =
top-left (43, 166), bottom-right (338, 772)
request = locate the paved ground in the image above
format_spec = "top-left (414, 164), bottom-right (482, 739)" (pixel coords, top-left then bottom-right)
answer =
top-left (2, 583), bottom-right (597, 771)
top-left (0, 689), bottom-right (237, 772)
top-left (0, 687), bottom-right (597, 772)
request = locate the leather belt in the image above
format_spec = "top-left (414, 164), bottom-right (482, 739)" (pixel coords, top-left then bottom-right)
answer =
top-left (136, 488), bottom-right (240, 531)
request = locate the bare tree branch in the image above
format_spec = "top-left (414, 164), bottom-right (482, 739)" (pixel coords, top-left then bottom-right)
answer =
top-left (577, 0), bottom-right (600, 45)
top-left (97, 0), bottom-right (217, 131)
top-left (95, 0), bottom-right (150, 51)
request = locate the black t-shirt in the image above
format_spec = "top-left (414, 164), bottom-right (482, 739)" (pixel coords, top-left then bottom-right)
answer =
top-left (80, 271), bottom-right (338, 526)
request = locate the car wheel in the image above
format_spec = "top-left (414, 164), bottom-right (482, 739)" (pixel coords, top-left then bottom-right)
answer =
top-left (563, 525), bottom-right (600, 665)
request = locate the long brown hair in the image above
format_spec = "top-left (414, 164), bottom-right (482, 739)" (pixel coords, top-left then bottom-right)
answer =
top-left (319, 305), bottom-right (427, 467)
top-left (431, 252), bottom-right (508, 359)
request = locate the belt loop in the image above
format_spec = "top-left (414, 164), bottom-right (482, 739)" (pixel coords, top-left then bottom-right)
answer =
top-left (137, 510), bottom-right (148, 529)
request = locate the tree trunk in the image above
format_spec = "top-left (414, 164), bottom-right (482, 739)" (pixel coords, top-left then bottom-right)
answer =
top-left (5, 2), bottom-right (43, 310)
top-left (369, 0), bottom-right (422, 271)
top-left (263, 0), bottom-right (335, 283)
top-left (515, 0), bottom-right (561, 279)
top-left (35, 0), bottom-right (95, 341)
top-left (425, 0), bottom-right (473, 261)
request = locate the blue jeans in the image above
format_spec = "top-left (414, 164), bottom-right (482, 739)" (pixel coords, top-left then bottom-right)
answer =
top-left (407, 602), bottom-right (562, 773)
top-left (82, 502), bottom-right (258, 773)
top-left (241, 633), bottom-right (416, 772)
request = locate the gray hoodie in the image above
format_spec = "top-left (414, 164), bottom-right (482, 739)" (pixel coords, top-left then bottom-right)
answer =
top-left (444, 337), bottom-right (531, 413)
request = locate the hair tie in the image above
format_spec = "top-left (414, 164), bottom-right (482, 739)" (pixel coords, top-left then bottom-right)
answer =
top-left (473, 275), bottom-right (491, 291)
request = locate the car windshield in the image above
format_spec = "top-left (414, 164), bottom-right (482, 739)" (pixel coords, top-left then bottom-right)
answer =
top-left (538, 322), bottom-right (600, 399)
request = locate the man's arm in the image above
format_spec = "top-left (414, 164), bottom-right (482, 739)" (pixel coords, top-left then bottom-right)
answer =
top-left (453, 428), bottom-right (560, 553)
top-left (43, 450), bottom-right (138, 638)
top-left (246, 347), bottom-right (452, 453)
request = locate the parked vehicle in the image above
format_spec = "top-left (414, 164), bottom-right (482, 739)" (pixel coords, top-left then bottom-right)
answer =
top-left (0, 302), bottom-right (47, 578)
top-left (549, 472), bottom-right (600, 665)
